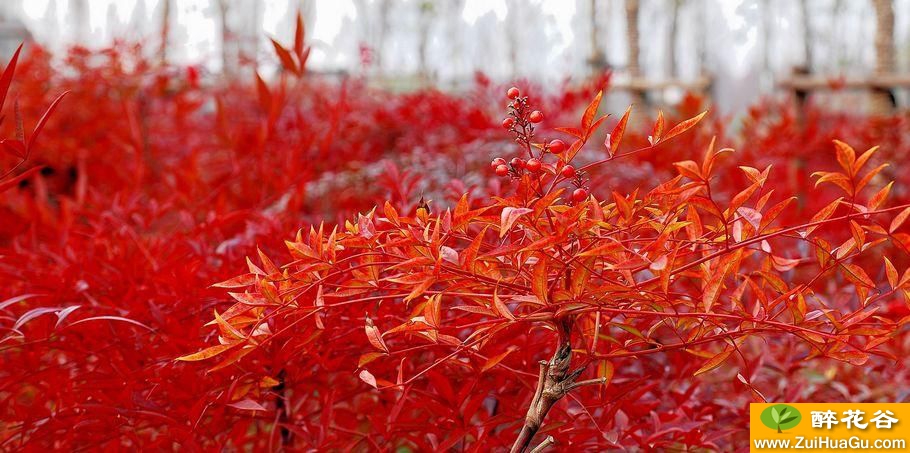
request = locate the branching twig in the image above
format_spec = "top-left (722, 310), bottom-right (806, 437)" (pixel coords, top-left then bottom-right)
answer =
top-left (510, 316), bottom-right (606, 453)
top-left (529, 435), bottom-right (555, 453)
top-left (567, 377), bottom-right (608, 391)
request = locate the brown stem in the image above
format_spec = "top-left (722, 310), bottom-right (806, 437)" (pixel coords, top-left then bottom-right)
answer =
top-left (510, 317), bottom-right (586, 453)
top-left (529, 435), bottom-right (556, 453)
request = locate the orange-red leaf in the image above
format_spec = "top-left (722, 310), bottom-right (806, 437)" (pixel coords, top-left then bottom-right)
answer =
top-left (607, 105), bottom-right (632, 156)
top-left (482, 348), bottom-right (515, 372)
top-left (694, 348), bottom-right (733, 376)
top-left (365, 317), bottom-right (389, 353)
top-left (500, 207), bottom-right (533, 237)
top-left (833, 139), bottom-right (856, 174)
top-left (493, 291), bottom-right (515, 321)
top-left (662, 111), bottom-right (707, 143)
top-left (176, 342), bottom-right (241, 362)
top-left (582, 90), bottom-right (603, 131)
top-left (889, 206), bottom-right (910, 233)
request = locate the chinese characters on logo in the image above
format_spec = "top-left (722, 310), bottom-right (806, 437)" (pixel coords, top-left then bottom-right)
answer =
top-left (810, 409), bottom-right (898, 430)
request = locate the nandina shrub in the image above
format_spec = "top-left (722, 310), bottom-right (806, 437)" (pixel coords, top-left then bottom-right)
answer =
top-left (1, 20), bottom-right (908, 449)
top-left (187, 88), bottom-right (910, 450)
top-left (0, 34), bottom-right (605, 449)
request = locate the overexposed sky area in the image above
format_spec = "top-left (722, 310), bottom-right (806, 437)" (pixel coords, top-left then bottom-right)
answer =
top-left (18, 0), bottom-right (755, 76)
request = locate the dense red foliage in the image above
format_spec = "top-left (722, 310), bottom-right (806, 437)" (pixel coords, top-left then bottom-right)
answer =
top-left (1, 34), bottom-right (908, 451)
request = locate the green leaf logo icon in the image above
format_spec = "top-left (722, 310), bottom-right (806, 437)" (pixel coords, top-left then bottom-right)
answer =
top-left (760, 404), bottom-right (802, 433)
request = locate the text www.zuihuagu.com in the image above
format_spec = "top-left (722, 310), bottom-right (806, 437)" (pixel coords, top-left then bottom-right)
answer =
top-left (754, 436), bottom-right (906, 449)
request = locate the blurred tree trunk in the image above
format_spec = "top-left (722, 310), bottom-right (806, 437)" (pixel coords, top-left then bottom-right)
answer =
top-left (505, 0), bottom-right (521, 76)
top-left (71, 0), bottom-right (89, 43)
top-left (417, 1), bottom-right (434, 81)
top-left (447, 0), bottom-right (465, 87)
top-left (832, 0), bottom-right (845, 67)
top-left (246, 0), bottom-right (261, 67)
top-left (871, 0), bottom-right (895, 113)
top-left (625, 0), bottom-right (644, 104)
top-left (588, 0), bottom-right (608, 75)
top-left (667, 0), bottom-right (682, 78)
top-left (759, 0), bottom-right (773, 90)
top-left (376, 0), bottom-right (391, 75)
top-left (798, 0), bottom-right (812, 71)
top-left (696, 0), bottom-right (707, 75)
top-left (353, 0), bottom-right (369, 72)
top-left (158, 0), bottom-right (171, 65)
top-left (129, 0), bottom-right (149, 42)
top-left (217, 0), bottom-right (233, 77)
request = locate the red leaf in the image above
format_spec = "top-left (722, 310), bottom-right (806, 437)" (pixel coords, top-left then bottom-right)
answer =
top-left (889, 206), bottom-right (910, 233)
top-left (694, 348), bottom-right (733, 376)
top-left (662, 110), bottom-right (707, 143)
top-left (0, 293), bottom-right (42, 311)
top-left (365, 316), bottom-right (390, 353)
top-left (270, 38), bottom-right (299, 75)
top-left (0, 138), bottom-right (25, 158)
top-left (482, 348), bottom-right (515, 372)
top-left (607, 105), bottom-right (632, 156)
top-left (532, 258), bottom-right (549, 304)
top-left (650, 110), bottom-right (665, 143)
top-left (211, 274), bottom-right (257, 289)
top-left (833, 139), bottom-right (856, 174)
top-left (0, 44), bottom-right (22, 113)
top-left (359, 369), bottom-right (378, 388)
top-left (27, 91), bottom-right (68, 151)
top-left (176, 342), bottom-right (241, 362)
top-left (492, 291), bottom-right (515, 321)
top-left (582, 90), bottom-right (603, 131)
top-left (66, 316), bottom-right (154, 331)
top-left (255, 72), bottom-right (271, 113)
top-left (228, 398), bottom-right (267, 411)
top-left (884, 257), bottom-right (898, 289)
top-left (294, 12), bottom-right (306, 58)
top-left (0, 165), bottom-right (42, 194)
top-left (499, 207), bottom-right (533, 237)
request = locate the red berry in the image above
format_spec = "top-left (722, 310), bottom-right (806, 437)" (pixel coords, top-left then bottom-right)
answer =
top-left (572, 188), bottom-right (588, 203)
top-left (510, 158), bottom-right (525, 169)
top-left (529, 110), bottom-right (543, 123)
top-left (502, 117), bottom-right (515, 129)
top-left (548, 139), bottom-right (566, 154)
top-left (561, 165), bottom-right (576, 178)
top-left (495, 164), bottom-right (510, 177)
top-left (491, 157), bottom-right (506, 170)
top-left (507, 86), bottom-right (520, 99)
top-left (526, 158), bottom-right (542, 173)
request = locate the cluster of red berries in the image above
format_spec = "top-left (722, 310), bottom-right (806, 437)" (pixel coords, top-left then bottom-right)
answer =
top-left (491, 86), bottom-right (590, 203)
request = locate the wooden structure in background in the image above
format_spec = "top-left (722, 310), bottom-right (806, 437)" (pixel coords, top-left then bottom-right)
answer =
top-left (780, 74), bottom-right (910, 92)
top-left (624, 0), bottom-right (643, 104)
top-left (612, 76), bottom-right (712, 93)
top-left (778, 0), bottom-right (902, 114)
top-left (871, 0), bottom-right (896, 113)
